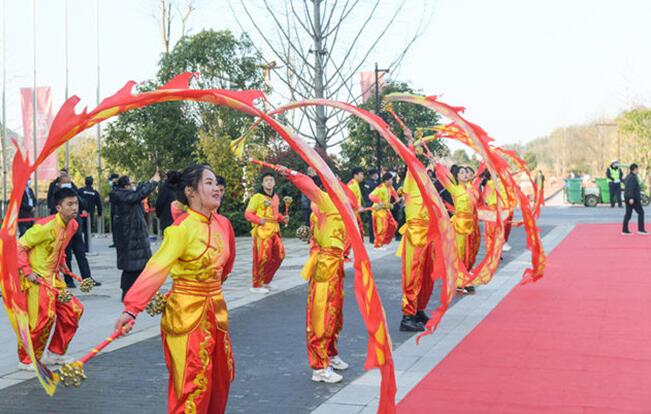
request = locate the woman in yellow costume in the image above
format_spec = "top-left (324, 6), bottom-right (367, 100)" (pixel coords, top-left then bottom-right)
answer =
top-left (436, 165), bottom-right (479, 294)
top-left (277, 166), bottom-right (349, 384)
top-left (465, 166), bottom-right (482, 270)
top-left (369, 172), bottom-right (399, 249)
top-left (115, 164), bottom-right (237, 414)
top-left (480, 169), bottom-right (515, 252)
top-left (343, 167), bottom-right (366, 260)
top-left (396, 170), bottom-right (434, 332)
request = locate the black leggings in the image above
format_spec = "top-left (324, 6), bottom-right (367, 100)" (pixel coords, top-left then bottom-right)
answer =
top-left (65, 229), bottom-right (92, 284)
top-left (121, 270), bottom-right (143, 301)
top-left (623, 199), bottom-right (645, 232)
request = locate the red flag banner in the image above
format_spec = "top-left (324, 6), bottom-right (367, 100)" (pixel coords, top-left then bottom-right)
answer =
top-left (20, 87), bottom-right (57, 181)
top-left (359, 70), bottom-right (386, 103)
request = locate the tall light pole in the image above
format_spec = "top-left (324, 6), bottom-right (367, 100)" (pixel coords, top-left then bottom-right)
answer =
top-left (32, 0), bottom-right (38, 204)
top-left (95, 0), bottom-right (102, 235)
top-left (2, 0), bottom-right (8, 215)
top-left (374, 62), bottom-right (389, 172)
top-left (64, 0), bottom-right (69, 171)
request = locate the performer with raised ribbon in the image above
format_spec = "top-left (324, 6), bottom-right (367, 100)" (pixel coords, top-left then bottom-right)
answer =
top-left (343, 167), bottom-right (366, 261)
top-left (396, 169), bottom-right (435, 332)
top-left (273, 162), bottom-right (349, 384)
top-left (115, 164), bottom-right (237, 414)
top-left (244, 172), bottom-right (288, 294)
top-left (369, 172), bottom-right (399, 249)
top-left (15, 187), bottom-right (84, 370)
top-left (436, 164), bottom-right (479, 294)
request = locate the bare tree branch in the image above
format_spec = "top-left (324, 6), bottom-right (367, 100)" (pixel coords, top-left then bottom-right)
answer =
top-left (262, 0), bottom-right (315, 70)
top-left (236, 0), bottom-right (315, 89)
top-left (179, 0), bottom-right (196, 38)
top-left (231, 0), bottom-right (429, 150)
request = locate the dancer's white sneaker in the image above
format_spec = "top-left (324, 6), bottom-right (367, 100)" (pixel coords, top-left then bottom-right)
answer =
top-left (311, 366), bottom-right (343, 383)
top-left (249, 287), bottom-right (270, 294)
top-left (329, 355), bottom-right (349, 371)
top-left (264, 283), bottom-right (277, 291)
top-left (42, 351), bottom-right (73, 365)
top-left (502, 243), bottom-right (512, 252)
top-left (17, 362), bottom-right (34, 371)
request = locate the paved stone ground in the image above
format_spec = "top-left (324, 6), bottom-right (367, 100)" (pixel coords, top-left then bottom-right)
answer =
top-left (0, 214), bottom-right (554, 413)
top-left (0, 233), bottom-right (393, 390)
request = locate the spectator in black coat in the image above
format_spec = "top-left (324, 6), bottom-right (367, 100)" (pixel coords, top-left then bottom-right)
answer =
top-left (47, 169), bottom-right (77, 214)
top-left (18, 179), bottom-right (37, 236)
top-left (622, 163), bottom-right (647, 235)
top-left (155, 170), bottom-right (181, 234)
top-left (79, 176), bottom-right (103, 252)
top-left (110, 172), bottom-right (160, 300)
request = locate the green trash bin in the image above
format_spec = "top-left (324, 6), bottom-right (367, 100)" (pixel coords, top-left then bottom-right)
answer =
top-left (564, 178), bottom-right (583, 204)
top-left (594, 178), bottom-right (610, 204)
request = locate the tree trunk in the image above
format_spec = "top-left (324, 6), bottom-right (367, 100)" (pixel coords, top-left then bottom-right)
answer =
top-left (312, 0), bottom-right (327, 151)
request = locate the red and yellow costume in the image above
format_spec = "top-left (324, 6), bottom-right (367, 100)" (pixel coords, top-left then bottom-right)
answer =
top-left (465, 181), bottom-right (482, 270)
top-left (343, 179), bottom-right (364, 258)
top-left (244, 192), bottom-right (285, 288)
top-left (16, 214), bottom-right (84, 364)
top-left (483, 178), bottom-right (516, 244)
top-left (123, 208), bottom-right (236, 414)
top-left (396, 172), bottom-right (434, 316)
top-left (286, 171), bottom-right (346, 370)
top-left (437, 170), bottom-right (479, 285)
top-left (369, 183), bottom-right (398, 248)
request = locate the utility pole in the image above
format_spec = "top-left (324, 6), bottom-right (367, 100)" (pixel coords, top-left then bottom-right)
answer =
top-left (64, 0), bottom-right (69, 171)
top-left (32, 0), bottom-right (38, 205)
top-left (310, 0), bottom-right (327, 151)
top-left (95, 0), bottom-right (102, 237)
top-left (374, 62), bottom-right (389, 172)
top-left (2, 0), bottom-right (7, 216)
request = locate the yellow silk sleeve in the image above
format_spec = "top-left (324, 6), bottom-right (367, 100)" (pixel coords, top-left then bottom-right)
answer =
top-left (245, 194), bottom-right (260, 214)
top-left (123, 223), bottom-right (189, 315)
top-left (17, 222), bottom-right (47, 250)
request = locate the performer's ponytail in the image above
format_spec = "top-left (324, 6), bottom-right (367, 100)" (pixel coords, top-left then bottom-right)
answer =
top-left (178, 164), bottom-right (215, 205)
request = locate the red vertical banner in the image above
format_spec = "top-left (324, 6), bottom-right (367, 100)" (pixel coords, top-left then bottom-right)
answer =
top-left (359, 71), bottom-right (386, 103)
top-left (20, 87), bottom-right (57, 180)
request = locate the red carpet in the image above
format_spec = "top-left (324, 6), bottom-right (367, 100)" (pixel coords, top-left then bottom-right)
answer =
top-left (398, 224), bottom-right (651, 413)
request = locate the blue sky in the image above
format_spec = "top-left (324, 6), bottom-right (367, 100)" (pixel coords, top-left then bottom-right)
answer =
top-left (1, 0), bottom-right (650, 146)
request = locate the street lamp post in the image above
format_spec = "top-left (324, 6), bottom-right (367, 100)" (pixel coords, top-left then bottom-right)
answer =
top-left (374, 62), bottom-right (389, 173)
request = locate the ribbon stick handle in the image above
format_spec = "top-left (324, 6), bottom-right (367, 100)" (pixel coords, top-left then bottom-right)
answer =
top-left (79, 321), bottom-right (134, 365)
top-left (249, 158), bottom-right (276, 170)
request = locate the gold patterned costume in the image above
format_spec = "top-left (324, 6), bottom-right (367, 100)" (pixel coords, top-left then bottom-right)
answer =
top-left (244, 192), bottom-right (286, 287)
top-left (15, 213), bottom-right (84, 364)
top-left (123, 208), bottom-right (236, 414)
top-left (286, 172), bottom-right (347, 369)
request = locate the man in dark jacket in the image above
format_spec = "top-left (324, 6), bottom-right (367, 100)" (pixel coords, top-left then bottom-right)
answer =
top-left (607, 160), bottom-right (624, 208)
top-left (52, 175), bottom-right (101, 288)
top-left (79, 176), bottom-right (103, 252)
top-left (622, 163), bottom-right (647, 235)
top-left (18, 179), bottom-right (37, 236)
top-left (363, 169), bottom-right (380, 243)
top-left (47, 169), bottom-right (78, 214)
top-left (155, 170), bottom-right (180, 234)
top-left (110, 172), bottom-right (160, 300)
